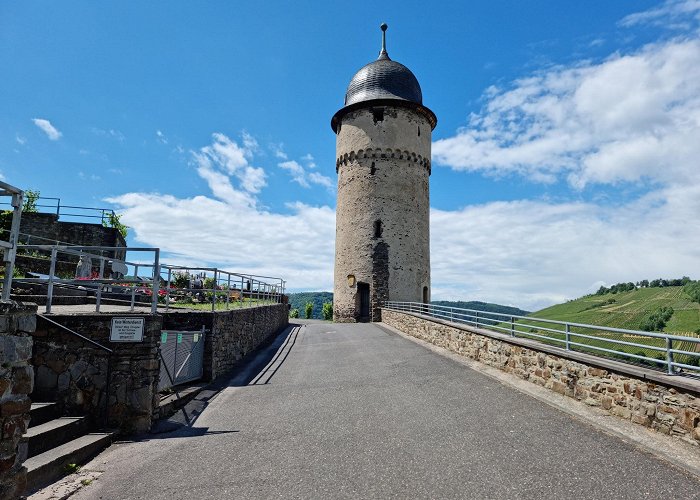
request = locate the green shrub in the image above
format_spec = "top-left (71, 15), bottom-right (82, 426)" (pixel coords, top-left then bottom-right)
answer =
top-left (322, 302), bottom-right (333, 321)
top-left (639, 306), bottom-right (674, 332)
top-left (172, 271), bottom-right (190, 289)
top-left (304, 302), bottom-right (313, 319)
top-left (289, 308), bottom-right (299, 318)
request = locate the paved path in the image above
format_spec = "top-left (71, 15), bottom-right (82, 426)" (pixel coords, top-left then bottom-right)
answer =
top-left (70, 322), bottom-right (699, 499)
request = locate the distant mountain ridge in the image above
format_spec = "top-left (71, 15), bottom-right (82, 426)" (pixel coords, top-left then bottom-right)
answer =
top-left (287, 292), bottom-right (529, 320)
top-left (431, 300), bottom-right (530, 317)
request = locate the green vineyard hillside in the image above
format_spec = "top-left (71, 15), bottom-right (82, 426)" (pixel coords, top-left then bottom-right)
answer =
top-left (531, 286), bottom-right (700, 334)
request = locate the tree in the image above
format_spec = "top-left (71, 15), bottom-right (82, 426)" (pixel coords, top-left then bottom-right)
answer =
top-left (322, 302), bottom-right (333, 321)
top-left (22, 189), bottom-right (40, 212)
top-left (289, 308), bottom-right (299, 318)
top-left (103, 212), bottom-right (128, 238)
top-left (305, 302), bottom-right (313, 319)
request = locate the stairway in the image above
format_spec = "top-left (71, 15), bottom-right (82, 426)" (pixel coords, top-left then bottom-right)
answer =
top-left (22, 402), bottom-right (113, 494)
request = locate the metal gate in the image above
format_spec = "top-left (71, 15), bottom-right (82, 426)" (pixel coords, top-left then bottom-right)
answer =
top-left (158, 327), bottom-right (206, 391)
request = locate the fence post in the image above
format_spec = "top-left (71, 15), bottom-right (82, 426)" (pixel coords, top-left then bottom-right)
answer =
top-left (565, 324), bottom-right (571, 351)
top-left (211, 271), bottom-right (217, 312)
top-left (46, 247), bottom-right (58, 314)
top-left (510, 317), bottom-right (515, 337)
top-left (95, 257), bottom-right (105, 313)
top-left (226, 274), bottom-right (231, 310)
top-left (151, 250), bottom-right (160, 315)
top-left (666, 337), bottom-right (674, 375)
top-left (475, 311), bottom-right (479, 328)
top-left (165, 267), bottom-right (172, 312)
top-left (130, 264), bottom-right (138, 312)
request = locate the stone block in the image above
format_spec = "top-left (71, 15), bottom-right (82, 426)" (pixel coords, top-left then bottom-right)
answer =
top-left (0, 397), bottom-right (30, 418)
top-left (601, 396), bottom-right (613, 410)
top-left (17, 314), bottom-right (36, 333)
top-left (10, 366), bottom-right (33, 395)
top-left (35, 365), bottom-right (58, 391)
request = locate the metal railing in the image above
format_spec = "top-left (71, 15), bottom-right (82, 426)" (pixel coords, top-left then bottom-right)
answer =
top-left (0, 196), bottom-right (118, 225)
top-left (159, 265), bottom-right (286, 312)
top-left (0, 182), bottom-right (23, 300)
top-left (10, 242), bottom-right (286, 314)
top-left (38, 315), bottom-right (113, 429)
top-left (383, 301), bottom-right (700, 376)
top-left (14, 244), bottom-right (161, 314)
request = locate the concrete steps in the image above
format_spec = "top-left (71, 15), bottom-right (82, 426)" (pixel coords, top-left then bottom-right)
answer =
top-left (23, 403), bottom-right (114, 494)
top-left (24, 433), bottom-right (113, 491)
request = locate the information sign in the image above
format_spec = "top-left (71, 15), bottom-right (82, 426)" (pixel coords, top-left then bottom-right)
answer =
top-left (110, 317), bottom-right (145, 342)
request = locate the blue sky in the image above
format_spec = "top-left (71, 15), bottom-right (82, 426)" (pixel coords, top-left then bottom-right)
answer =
top-left (3, 1), bottom-right (699, 310)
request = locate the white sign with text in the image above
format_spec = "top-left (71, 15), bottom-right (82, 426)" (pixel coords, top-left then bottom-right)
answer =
top-left (110, 317), bottom-right (145, 342)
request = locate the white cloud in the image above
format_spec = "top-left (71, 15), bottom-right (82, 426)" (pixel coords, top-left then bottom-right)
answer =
top-left (106, 194), bottom-right (335, 292)
top-left (430, 181), bottom-right (700, 310)
top-left (278, 157), bottom-right (333, 191)
top-left (193, 133), bottom-right (266, 195)
top-left (429, 4), bottom-right (700, 310)
top-left (156, 130), bottom-right (168, 144)
top-left (108, 132), bottom-right (335, 292)
top-left (15, 135), bottom-right (26, 145)
top-left (278, 160), bottom-right (309, 187)
top-left (620, 0), bottom-right (700, 29)
top-left (32, 118), bottom-right (62, 140)
top-left (433, 37), bottom-right (700, 190)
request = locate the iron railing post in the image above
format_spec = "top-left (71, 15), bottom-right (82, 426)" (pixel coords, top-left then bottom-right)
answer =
top-left (226, 274), bottom-right (231, 310)
top-left (165, 267), bottom-right (172, 313)
top-left (95, 257), bottom-right (105, 312)
top-left (565, 324), bottom-right (571, 350)
top-left (131, 264), bottom-right (138, 312)
top-left (511, 317), bottom-right (515, 337)
top-left (475, 311), bottom-right (479, 328)
top-left (211, 271), bottom-right (217, 312)
top-left (46, 247), bottom-right (58, 314)
top-left (666, 337), bottom-right (674, 375)
top-left (151, 250), bottom-right (160, 314)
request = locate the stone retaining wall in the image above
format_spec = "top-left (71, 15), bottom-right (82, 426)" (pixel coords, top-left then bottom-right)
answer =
top-left (0, 302), bottom-right (36, 499)
top-left (162, 304), bottom-right (289, 380)
top-left (382, 309), bottom-right (700, 446)
top-left (33, 314), bottom-right (161, 434)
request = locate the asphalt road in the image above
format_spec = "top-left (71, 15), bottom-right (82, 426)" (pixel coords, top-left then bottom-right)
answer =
top-left (73, 321), bottom-right (700, 499)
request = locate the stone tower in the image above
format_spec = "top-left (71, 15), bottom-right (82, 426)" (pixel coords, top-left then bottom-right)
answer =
top-left (331, 24), bottom-right (436, 322)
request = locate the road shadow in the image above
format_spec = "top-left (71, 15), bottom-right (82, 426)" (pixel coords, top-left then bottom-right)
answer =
top-left (146, 323), bottom-right (300, 438)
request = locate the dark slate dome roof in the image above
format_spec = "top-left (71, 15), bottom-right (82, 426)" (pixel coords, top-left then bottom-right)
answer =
top-left (344, 56), bottom-right (423, 106)
top-left (331, 23), bottom-right (436, 132)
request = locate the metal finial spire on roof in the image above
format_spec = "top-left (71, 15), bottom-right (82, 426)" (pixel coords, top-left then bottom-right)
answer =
top-left (378, 23), bottom-right (390, 60)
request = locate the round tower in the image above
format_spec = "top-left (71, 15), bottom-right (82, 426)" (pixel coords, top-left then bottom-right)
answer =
top-left (331, 24), bottom-right (437, 322)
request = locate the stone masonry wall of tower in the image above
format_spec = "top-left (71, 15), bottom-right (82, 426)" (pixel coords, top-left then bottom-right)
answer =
top-left (334, 106), bottom-right (431, 322)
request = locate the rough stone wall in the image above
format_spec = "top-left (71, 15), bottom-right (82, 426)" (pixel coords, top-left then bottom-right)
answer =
top-left (334, 106), bottom-right (431, 322)
top-left (0, 302), bottom-right (36, 499)
top-left (162, 304), bottom-right (288, 380)
top-left (383, 309), bottom-right (700, 446)
top-left (209, 304), bottom-right (288, 379)
top-left (17, 213), bottom-right (126, 251)
top-left (33, 314), bottom-right (161, 434)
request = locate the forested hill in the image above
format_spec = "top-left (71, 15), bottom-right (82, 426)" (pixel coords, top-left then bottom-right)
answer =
top-left (287, 292), bottom-right (530, 320)
top-left (288, 292), bottom-right (333, 319)
top-left (431, 301), bottom-right (530, 317)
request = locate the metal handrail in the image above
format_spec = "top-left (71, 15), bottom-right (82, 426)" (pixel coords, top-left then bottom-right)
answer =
top-left (10, 242), bottom-right (286, 314)
top-left (383, 301), bottom-right (700, 376)
top-left (38, 314), bottom-right (113, 430)
top-left (0, 196), bottom-right (117, 224)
